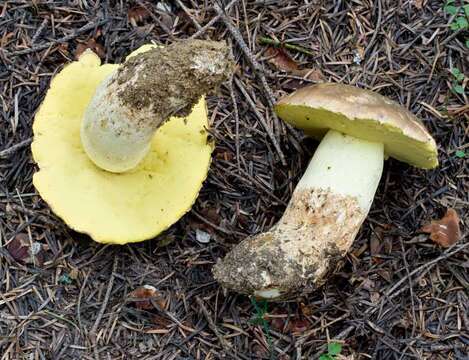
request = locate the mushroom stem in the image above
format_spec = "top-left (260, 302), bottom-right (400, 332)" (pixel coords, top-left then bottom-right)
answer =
top-left (213, 130), bottom-right (384, 300)
top-left (81, 40), bottom-right (233, 173)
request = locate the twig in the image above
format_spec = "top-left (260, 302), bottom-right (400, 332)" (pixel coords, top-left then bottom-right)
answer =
top-left (77, 271), bottom-right (90, 333)
top-left (31, 17), bottom-right (49, 44)
top-left (399, 238), bottom-right (416, 337)
top-left (233, 78), bottom-right (285, 166)
top-left (213, 3), bottom-right (289, 164)
top-left (228, 75), bottom-right (241, 169)
top-left (0, 139), bottom-right (32, 158)
top-left (370, 242), bottom-right (469, 314)
top-left (90, 256), bottom-right (118, 340)
top-left (190, 0), bottom-right (240, 39)
top-left (195, 296), bottom-right (231, 352)
top-left (7, 20), bottom-right (107, 56)
top-left (258, 36), bottom-right (314, 56)
top-left (364, 0), bottom-right (382, 56)
top-left (174, 0), bottom-right (202, 30)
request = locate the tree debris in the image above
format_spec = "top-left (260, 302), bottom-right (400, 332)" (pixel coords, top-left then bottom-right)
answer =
top-left (421, 208), bottom-right (461, 247)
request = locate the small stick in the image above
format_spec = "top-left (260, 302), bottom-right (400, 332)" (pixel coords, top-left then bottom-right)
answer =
top-left (90, 256), bottom-right (118, 341)
top-left (228, 75), bottom-right (241, 169)
top-left (258, 36), bottom-right (315, 56)
top-left (190, 0), bottom-right (240, 39)
top-left (31, 17), bottom-right (49, 44)
top-left (8, 20), bottom-right (108, 56)
top-left (195, 296), bottom-right (231, 352)
top-left (174, 0), bottom-right (202, 30)
top-left (0, 139), bottom-right (32, 158)
top-left (234, 78), bottom-right (285, 165)
top-left (214, 4), bottom-right (286, 164)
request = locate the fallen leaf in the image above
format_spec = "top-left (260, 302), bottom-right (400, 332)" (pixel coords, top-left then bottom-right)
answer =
top-left (296, 68), bottom-right (325, 82)
top-left (151, 314), bottom-right (172, 327)
top-left (128, 285), bottom-right (165, 310)
top-left (369, 234), bottom-right (382, 256)
top-left (128, 5), bottom-right (151, 27)
top-left (7, 233), bottom-right (45, 266)
top-left (75, 38), bottom-right (105, 59)
top-left (288, 318), bottom-right (309, 333)
top-left (414, 0), bottom-right (424, 9)
top-left (300, 302), bottom-right (313, 317)
top-left (421, 208), bottom-right (461, 247)
top-left (265, 47), bottom-right (324, 82)
top-left (265, 47), bottom-right (299, 72)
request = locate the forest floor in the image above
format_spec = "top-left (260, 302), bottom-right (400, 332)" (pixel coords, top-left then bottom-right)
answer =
top-left (0, 1), bottom-right (468, 359)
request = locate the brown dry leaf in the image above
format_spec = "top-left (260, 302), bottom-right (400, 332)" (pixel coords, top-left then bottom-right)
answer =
top-left (128, 285), bottom-right (165, 310)
top-left (128, 5), bottom-right (151, 27)
top-left (300, 302), bottom-right (312, 317)
top-left (7, 233), bottom-right (45, 266)
top-left (265, 46), bottom-right (324, 82)
top-left (151, 314), bottom-right (172, 327)
top-left (265, 47), bottom-right (299, 72)
top-left (414, 0), bottom-right (424, 9)
top-left (288, 318), bottom-right (309, 334)
top-left (295, 68), bottom-right (325, 82)
top-left (369, 234), bottom-right (382, 256)
top-left (421, 208), bottom-right (461, 248)
top-left (75, 38), bottom-right (105, 60)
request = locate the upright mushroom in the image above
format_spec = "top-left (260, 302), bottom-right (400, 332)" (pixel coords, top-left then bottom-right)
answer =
top-left (32, 41), bottom-right (233, 244)
top-left (213, 83), bottom-right (438, 300)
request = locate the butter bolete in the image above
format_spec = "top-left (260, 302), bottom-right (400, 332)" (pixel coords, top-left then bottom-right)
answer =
top-left (32, 41), bottom-right (233, 244)
top-left (213, 83), bottom-right (438, 300)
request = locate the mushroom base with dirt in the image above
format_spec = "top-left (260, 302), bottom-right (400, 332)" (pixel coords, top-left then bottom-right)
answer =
top-left (213, 83), bottom-right (438, 300)
top-left (214, 130), bottom-right (383, 299)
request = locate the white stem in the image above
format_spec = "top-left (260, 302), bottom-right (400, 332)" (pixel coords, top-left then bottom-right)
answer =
top-left (81, 72), bottom-right (155, 173)
top-left (297, 130), bottom-right (384, 213)
top-left (214, 130), bottom-right (384, 300)
top-left (80, 40), bottom-right (233, 173)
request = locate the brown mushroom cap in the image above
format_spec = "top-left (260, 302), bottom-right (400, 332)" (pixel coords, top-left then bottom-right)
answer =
top-left (275, 83), bottom-right (438, 169)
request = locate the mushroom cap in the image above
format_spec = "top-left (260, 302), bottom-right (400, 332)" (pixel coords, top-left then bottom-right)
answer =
top-left (31, 45), bottom-right (213, 244)
top-left (275, 83), bottom-right (438, 169)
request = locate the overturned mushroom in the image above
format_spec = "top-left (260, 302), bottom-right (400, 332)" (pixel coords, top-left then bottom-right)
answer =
top-left (213, 83), bottom-right (438, 300)
top-left (32, 41), bottom-right (233, 244)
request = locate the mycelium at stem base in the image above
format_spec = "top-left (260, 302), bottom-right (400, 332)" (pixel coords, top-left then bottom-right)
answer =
top-left (213, 130), bottom-right (384, 300)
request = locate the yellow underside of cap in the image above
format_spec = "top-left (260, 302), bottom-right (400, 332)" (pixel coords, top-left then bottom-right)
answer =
top-left (275, 104), bottom-right (438, 169)
top-left (31, 45), bottom-right (213, 244)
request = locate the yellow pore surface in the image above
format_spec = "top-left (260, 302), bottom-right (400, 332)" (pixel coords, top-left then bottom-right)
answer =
top-left (32, 45), bottom-right (213, 244)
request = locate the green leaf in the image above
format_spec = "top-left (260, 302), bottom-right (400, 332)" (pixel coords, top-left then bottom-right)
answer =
top-left (466, 39), bottom-right (469, 48)
top-left (453, 84), bottom-right (465, 94)
top-left (456, 17), bottom-right (468, 29)
top-left (451, 68), bottom-right (461, 76)
top-left (464, 4), bottom-right (469, 16)
top-left (319, 355), bottom-right (333, 360)
top-left (328, 342), bottom-right (342, 356)
top-left (450, 22), bottom-right (460, 30)
top-left (444, 5), bottom-right (458, 15)
top-left (445, 0), bottom-right (455, 4)
top-left (455, 150), bottom-right (465, 158)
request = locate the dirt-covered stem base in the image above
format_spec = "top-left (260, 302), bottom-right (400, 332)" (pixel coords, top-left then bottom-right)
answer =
top-left (81, 40), bottom-right (234, 173)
